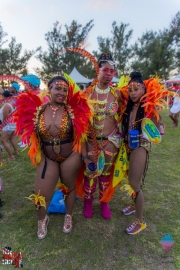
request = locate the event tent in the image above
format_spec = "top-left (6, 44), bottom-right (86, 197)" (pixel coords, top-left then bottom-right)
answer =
top-left (166, 74), bottom-right (180, 84)
top-left (112, 76), bottom-right (119, 83)
top-left (69, 67), bottom-right (120, 84)
top-left (69, 67), bottom-right (91, 84)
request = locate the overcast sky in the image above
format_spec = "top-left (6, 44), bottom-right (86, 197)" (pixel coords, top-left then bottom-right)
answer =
top-left (0, 0), bottom-right (179, 72)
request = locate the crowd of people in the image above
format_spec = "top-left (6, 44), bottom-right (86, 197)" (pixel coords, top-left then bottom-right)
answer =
top-left (0, 49), bottom-right (179, 238)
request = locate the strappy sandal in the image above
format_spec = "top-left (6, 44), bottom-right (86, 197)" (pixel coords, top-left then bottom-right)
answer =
top-left (37, 215), bottom-right (49, 240)
top-left (63, 214), bottom-right (73, 233)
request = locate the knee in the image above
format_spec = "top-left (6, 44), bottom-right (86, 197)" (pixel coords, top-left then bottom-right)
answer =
top-left (128, 180), bottom-right (140, 192)
top-left (1, 138), bottom-right (6, 145)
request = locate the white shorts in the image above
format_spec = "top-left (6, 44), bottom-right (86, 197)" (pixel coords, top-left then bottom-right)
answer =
top-left (2, 123), bottom-right (16, 133)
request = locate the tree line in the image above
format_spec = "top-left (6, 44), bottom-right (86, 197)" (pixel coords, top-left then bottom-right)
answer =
top-left (0, 11), bottom-right (179, 81)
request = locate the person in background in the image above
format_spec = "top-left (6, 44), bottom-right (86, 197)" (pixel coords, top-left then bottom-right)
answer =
top-left (9, 82), bottom-right (21, 96)
top-left (21, 74), bottom-right (50, 104)
top-left (0, 91), bottom-right (18, 161)
top-left (79, 84), bottom-right (84, 90)
top-left (19, 74), bottom-right (50, 148)
top-left (169, 86), bottom-right (180, 128)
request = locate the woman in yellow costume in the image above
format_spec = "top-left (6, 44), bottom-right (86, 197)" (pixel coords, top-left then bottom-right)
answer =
top-left (59, 51), bottom-right (122, 220)
top-left (13, 75), bottom-right (91, 239)
top-left (116, 71), bottom-right (169, 235)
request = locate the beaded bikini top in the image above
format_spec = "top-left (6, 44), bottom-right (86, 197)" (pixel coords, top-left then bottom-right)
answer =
top-left (38, 109), bottom-right (71, 141)
top-left (93, 87), bottom-right (119, 121)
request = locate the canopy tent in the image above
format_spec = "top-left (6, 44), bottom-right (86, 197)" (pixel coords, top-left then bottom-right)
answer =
top-left (69, 67), bottom-right (91, 84)
top-left (112, 76), bottom-right (119, 83)
top-left (166, 74), bottom-right (180, 84)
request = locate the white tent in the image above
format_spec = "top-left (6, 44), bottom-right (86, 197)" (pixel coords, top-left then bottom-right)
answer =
top-left (69, 67), bottom-right (120, 84)
top-left (69, 67), bottom-right (91, 84)
top-left (112, 76), bottom-right (119, 83)
top-left (166, 74), bottom-right (180, 84)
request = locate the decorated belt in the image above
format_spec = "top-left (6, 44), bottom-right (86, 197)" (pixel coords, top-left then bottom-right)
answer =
top-left (42, 138), bottom-right (73, 146)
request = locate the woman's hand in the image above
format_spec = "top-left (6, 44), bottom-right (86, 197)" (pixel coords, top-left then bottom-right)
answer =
top-left (84, 158), bottom-right (93, 168)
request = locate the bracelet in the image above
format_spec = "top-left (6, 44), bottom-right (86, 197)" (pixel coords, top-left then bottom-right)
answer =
top-left (82, 155), bottom-right (89, 161)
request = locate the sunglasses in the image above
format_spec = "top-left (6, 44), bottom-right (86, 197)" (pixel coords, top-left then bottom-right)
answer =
top-left (100, 68), bottom-right (116, 76)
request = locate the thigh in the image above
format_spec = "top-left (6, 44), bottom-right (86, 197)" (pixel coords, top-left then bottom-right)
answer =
top-left (9, 131), bottom-right (15, 140)
top-left (35, 155), bottom-right (59, 201)
top-left (103, 142), bottom-right (118, 173)
top-left (128, 147), bottom-right (147, 190)
top-left (59, 151), bottom-right (82, 189)
top-left (1, 131), bottom-right (11, 141)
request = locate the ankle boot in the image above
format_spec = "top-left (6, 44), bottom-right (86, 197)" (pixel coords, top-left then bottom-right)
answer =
top-left (99, 176), bottom-right (111, 220)
top-left (83, 180), bottom-right (97, 218)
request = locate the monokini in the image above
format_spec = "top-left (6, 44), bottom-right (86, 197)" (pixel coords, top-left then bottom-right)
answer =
top-left (37, 104), bottom-right (73, 164)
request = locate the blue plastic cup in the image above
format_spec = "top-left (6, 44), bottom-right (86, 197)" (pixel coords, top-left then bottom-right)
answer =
top-left (128, 130), bottom-right (139, 149)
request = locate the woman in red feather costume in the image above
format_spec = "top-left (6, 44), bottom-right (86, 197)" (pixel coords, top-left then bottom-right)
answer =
top-left (14, 75), bottom-right (91, 239)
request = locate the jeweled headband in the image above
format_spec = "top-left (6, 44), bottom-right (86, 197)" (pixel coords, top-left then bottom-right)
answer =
top-left (98, 52), bottom-right (115, 67)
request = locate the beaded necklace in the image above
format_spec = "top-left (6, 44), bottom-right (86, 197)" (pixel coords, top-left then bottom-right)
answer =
top-left (95, 85), bottom-right (110, 94)
top-left (39, 107), bottom-right (68, 143)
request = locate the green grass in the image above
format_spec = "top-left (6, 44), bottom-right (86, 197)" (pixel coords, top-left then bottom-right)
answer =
top-left (0, 109), bottom-right (179, 270)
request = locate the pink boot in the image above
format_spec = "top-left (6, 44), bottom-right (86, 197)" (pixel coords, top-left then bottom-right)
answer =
top-left (99, 176), bottom-right (111, 220)
top-left (83, 180), bottom-right (97, 218)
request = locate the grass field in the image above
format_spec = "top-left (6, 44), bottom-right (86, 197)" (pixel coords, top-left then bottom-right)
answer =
top-left (0, 109), bottom-right (179, 270)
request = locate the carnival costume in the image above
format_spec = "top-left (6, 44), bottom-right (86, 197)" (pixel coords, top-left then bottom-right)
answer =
top-left (112, 72), bottom-right (173, 234)
top-left (58, 48), bottom-right (124, 219)
top-left (13, 78), bottom-right (91, 176)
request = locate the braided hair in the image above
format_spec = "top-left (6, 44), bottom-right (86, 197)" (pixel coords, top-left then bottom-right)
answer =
top-left (122, 71), bottom-right (146, 136)
top-left (97, 52), bottom-right (115, 68)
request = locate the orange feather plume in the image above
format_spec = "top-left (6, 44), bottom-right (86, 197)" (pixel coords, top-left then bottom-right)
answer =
top-left (56, 47), bottom-right (99, 92)
top-left (141, 76), bottom-right (172, 121)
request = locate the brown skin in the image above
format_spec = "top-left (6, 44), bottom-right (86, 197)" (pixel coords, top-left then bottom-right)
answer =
top-left (34, 79), bottom-right (82, 226)
top-left (9, 87), bottom-right (17, 96)
top-left (82, 62), bottom-right (121, 177)
top-left (126, 82), bottom-right (161, 224)
top-left (1, 104), bottom-right (18, 159)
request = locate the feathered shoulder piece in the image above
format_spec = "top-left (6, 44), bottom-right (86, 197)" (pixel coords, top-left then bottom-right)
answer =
top-left (13, 91), bottom-right (42, 142)
top-left (13, 91), bottom-right (42, 165)
top-left (141, 76), bottom-right (174, 121)
top-left (116, 82), bottom-right (129, 122)
top-left (66, 81), bottom-right (92, 152)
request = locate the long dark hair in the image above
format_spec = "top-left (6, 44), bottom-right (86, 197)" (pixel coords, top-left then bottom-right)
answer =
top-left (122, 71), bottom-right (146, 135)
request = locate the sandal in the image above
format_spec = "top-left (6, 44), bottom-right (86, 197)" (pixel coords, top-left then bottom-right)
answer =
top-left (63, 214), bottom-right (73, 233)
top-left (37, 215), bottom-right (49, 240)
top-left (3, 156), bottom-right (15, 162)
top-left (126, 218), bottom-right (146, 235)
top-left (122, 204), bottom-right (135, 216)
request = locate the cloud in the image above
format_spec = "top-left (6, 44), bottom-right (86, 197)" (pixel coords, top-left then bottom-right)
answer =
top-left (0, 5), bottom-right (18, 17)
top-left (85, 0), bottom-right (123, 11)
top-left (22, 6), bottom-right (33, 16)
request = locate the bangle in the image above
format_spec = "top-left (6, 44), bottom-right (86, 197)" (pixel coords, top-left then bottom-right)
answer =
top-left (82, 155), bottom-right (89, 161)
